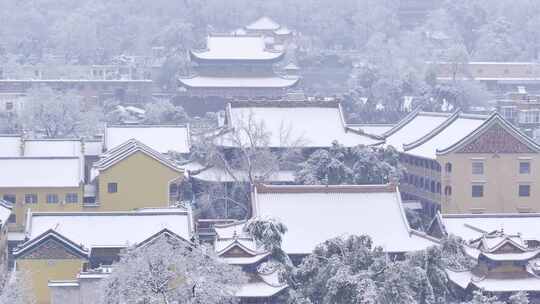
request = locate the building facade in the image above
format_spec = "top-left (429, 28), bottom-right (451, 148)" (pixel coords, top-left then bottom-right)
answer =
top-left (179, 34), bottom-right (299, 98)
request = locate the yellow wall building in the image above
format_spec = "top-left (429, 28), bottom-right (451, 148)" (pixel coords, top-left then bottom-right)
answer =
top-left (0, 157), bottom-right (84, 231)
top-left (13, 208), bottom-right (193, 304)
top-left (90, 139), bottom-right (184, 210)
top-left (392, 112), bottom-right (540, 214)
top-left (437, 115), bottom-right (540, 214)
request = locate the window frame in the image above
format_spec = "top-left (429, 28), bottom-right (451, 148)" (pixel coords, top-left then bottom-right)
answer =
top-left (471, 161), bottom-right (484, 175)
top-left (519, 161), bottom-right (531, 174)
top-left (46, 194), bottom-right (59, 204)
top-left (519, 184), bottom-right (531, 197)
top-left (24, 194), bottom-right (38, 204)
top-left (65, 193), bottom-right (79, 204)
top-left (471, 184), bottom-right (484, 198)
top-left (107, 182), bottom-right (118, 193)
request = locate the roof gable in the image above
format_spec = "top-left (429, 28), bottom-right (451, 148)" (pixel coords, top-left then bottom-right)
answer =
top-left (14, 229), bottom-right (88, 260)
top-left (438, 113), bottom-right (540, 155)
top-left (94, 139), bottom-right (183, 173)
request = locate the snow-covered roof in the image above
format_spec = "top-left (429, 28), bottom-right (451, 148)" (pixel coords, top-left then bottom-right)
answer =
top-left (0, 135), bottom-right (22, 157)
top-left (0, 200), bottom-right (12, 226)
top-left (179, 76), bottom-right (299, 88)
top-left (0, 157), bottom-right (83, 188)
top-left (23, 139), bottom-right (82, 157)
top-left (105, 125), bottom-right (190, 154)
top-left (252, 184), bottom-right (438, 254)
top-left (437, 112), bottom-right (540, 155)
top-left (383, 110), bottom-right (452, 151)
top-left (94, 139), bottom-right (183, 174)
top-left (186, 163), bottom-right (295, 183)
top-left (403, 112), bottom-right (488, 159)
top-left (274, 26), bottom-right (291, 35)
top-left (446, 269), bottom-right (540, 292)
top-left (213, 221), bottom-right (271, 265)
top-left (218, 103), bottom-right (382, 148)
top-left (191, 35), bottom-right (284, 61)
top-left (83, 140), bottom-right (104, 156)
top-left (441, 213), bottom-right (540, 243)
top-left (236, 273), bottom-right (287, 298)
top-left (23, 208), bottom-right (192, 249)
top-left (348, 124), bottom-right (394, 136)
top-left (246, 17), bottom-right (281, 31)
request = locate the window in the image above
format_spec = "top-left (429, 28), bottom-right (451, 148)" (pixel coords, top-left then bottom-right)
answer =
top-left (8, 214), bottom-right (15, 224)
top-left (65, 193), bottom-right (78, 203)
top-left (519, 185), bottom-right (530, 197)
top-left (5, 102), bottom-right (13, 111)
top-left (520, 162), bottom-right (531, 174)
top-left (169, 184), bottom-right (179, 196)
top-left (472, 162), bottom-right (484, 175)
top-left (2, 195), bottom-right (15, 204)
top-left (46, 194), bottom-right (59, 204)
top-left (108, 183), bottom-right (118, 193)
top-left (436, 182), bottom-right (441, 194)
top-left (445, 162), bottom-right (452, 173)
top-left (472, 185), bottom-right (484, 198)
top-left (444, 186), bottom-right (452, 196)
top-left (24, 194), bottom-right (37, 204)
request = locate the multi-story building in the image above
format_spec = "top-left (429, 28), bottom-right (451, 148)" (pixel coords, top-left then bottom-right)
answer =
top-left (178, 34), bottom-right (299, 98)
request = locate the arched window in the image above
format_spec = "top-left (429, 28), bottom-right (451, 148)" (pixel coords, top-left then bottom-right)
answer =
top-left (444, 186), bottom-right (452, 196)
top-left (436, 182), bottom-right (441, 194)
top-left (445, 162), bottom-right (452, 173)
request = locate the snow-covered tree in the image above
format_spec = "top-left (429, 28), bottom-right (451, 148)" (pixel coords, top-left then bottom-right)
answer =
top-left (295, 142), bottom-right (404, 185)
top-left (143, 99), bottom-right (189, 125)
top-left (99, 236), bottom-right (246, 304)
top-left (0, 271), bottom-right (35, 304)
top-left (467, 290), bottom-right (505, 304)
top-left (508, 291), bottom-right (529, 304)
top-left (18, 87), bottom-right (103, 138)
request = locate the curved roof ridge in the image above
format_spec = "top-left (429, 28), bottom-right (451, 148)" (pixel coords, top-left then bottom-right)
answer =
top-left (437, 112), bottom-right (540, 155)
top-left (256, 183), bottom-right (396, 194)
top-left (382, 107), bottom-right (423, 138)
top-left (403, 109), bottom-right (462, 151)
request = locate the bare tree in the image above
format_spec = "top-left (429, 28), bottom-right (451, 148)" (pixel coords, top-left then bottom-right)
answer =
top-left (190, 110), bottom-right (304, 219)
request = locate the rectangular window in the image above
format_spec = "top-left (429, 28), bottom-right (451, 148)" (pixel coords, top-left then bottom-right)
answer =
top-left (46, 194), bottom-right (59, 204)
top-left (107, 183), bottom-right (118, 193)
top-left (2, 195), bottom-right (15, 204)
top-left (472, 162), bottom-right (484, 175)
top-left (24, 194), bottom-right (38, 204)
top-left (519, 162), bottom-right (531, 174)
top-left (519, 185), bottom-right (531, 197)
top-left (65, 193), bottom-right (78, 204)
top-left (472, 185), bottom-right (484, 198)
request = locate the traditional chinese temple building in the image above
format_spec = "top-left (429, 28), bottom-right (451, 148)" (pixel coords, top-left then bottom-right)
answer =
top-left (178, 34), bottom-right (299, 98)
top-left (446, 230), bottom-right (540, 295)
